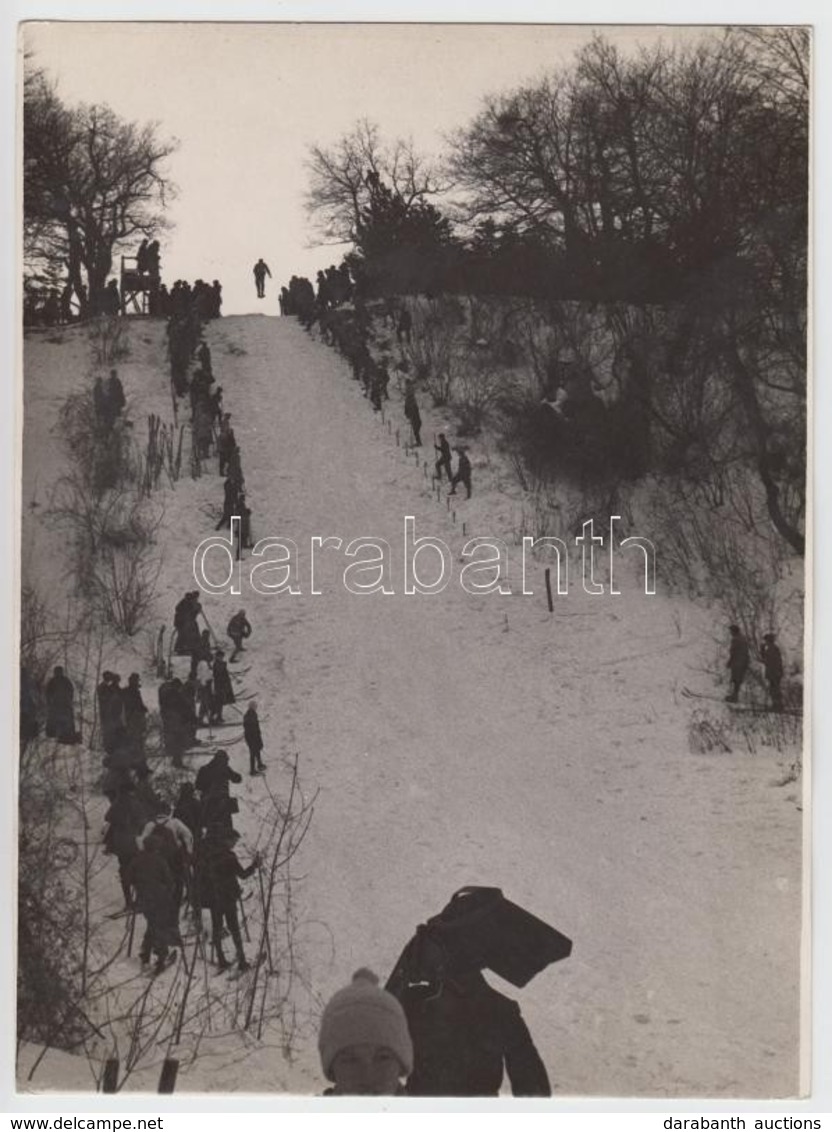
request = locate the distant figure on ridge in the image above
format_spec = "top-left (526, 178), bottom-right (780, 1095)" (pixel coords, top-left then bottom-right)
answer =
top-left (253, 258), bottom-right (272, 300)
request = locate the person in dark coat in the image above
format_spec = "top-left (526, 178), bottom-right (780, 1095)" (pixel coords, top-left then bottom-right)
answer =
top-left (107, 369), bottom-right (126, 418)
top-left (761, 633), bottom-right (784, 712)
top-left (122, 673), bottom-right (148, 763)
top-left (402, 967), bottom-right (550, 1097)
top-left (396, 307), bottom-right (413, 345)
top-left (253, 258), bottom-right (271, 299)
top-left (217, 415), bottom-right (235, 477)
top-left (127, 840), bottom-right (178, 973)
top-left (434, 434), bottom-right (453, 482)
top-left (449, 447), bottom-right (472, 499)
top-left (725, 624), bottom-right (750, 703)
top-left (195, 749), bottom-right (242, 799)
top-left (97, 671), bottom-right (123, 754)
top-left (136, 239), bottom-right (150, 274)
top-left (227, 609), bottom-right (252, 662)
top-left (174, 592), bottom-right (203, 655)
top-left (20, 666), bottom-right (40, 743)
top-left (211, 651), bottom-right (235, 723)
top-left (104, 782), bottom-right (145, 909)
top-left (243, 700), bottom-right (265, 776)
top-left (159, 676), bottom-right (186, 766)
top-left (195, 829), bottom-right (260, 971)
top-left (216, 476), bottom-right (241, 531)
top-left (190, 628), bottom-right (213, 678)
top-left (45, 666), bottom-right (77, 744)
top-left (138, 810), bottom-right (194, 920)
top-left (197, 340), bottom-right (212, 377)
top-left (403, 381), bottom-right (422, 447)
top-left (173, 782), bottom-right (202, 844)
top-left (93, 376), bottom-right (109, 426)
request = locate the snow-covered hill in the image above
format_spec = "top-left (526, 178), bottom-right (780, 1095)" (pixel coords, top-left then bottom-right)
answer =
top-left (20, 315), bottom-right (803, 1097)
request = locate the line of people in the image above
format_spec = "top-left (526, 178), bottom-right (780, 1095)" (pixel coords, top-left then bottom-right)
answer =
top-left (103, 748), bottom-right (262, 975)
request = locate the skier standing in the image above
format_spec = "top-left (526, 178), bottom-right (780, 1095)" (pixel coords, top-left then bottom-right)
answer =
top-left (196, 829), bottom-right (260, 971)
top-left (253, 258), bottom-right (272, 299)
top-left (243, 699), bottom-right (265, 776)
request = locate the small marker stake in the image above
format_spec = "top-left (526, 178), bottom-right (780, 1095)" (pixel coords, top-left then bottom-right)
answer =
top-left (545, 567), bottom-right (554, 613)
top-left (462, 521), bottom-right (467, 536)
top-left (452, 510), bottom-right (456, 524)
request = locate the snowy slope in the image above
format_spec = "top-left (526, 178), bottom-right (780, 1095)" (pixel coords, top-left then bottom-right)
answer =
top-left (20, 315), bottom-right (803, 1097)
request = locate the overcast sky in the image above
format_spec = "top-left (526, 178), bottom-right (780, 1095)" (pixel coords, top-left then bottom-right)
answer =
top-left (24, 22), bottom-right (713, 314)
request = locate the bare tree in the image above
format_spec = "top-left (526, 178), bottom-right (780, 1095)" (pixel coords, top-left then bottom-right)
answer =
top-left (24, 60), bottom-right (178, 316)
top-left (305, 118), bottom-right (447, 245)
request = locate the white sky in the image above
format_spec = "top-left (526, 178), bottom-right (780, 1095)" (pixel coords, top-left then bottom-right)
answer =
top-left (22, 22), bottom-right (711, 314)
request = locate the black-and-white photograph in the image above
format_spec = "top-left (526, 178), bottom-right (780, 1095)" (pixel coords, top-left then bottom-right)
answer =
top-left (16, 21), bottom-right (809, 1099)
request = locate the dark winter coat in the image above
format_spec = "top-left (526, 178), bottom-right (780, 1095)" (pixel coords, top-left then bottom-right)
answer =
top-left (404, 389), bottom-right (421, 429)
top-left (403, 972), bottom-right (550, 1097)
top-left (456, 451), bottom-right (472, 482)
top-left (195, 756), bottom-right (242, 797)
top-left (212, 658), bottom-right (235, 706)
top-left (761, 642), bottom-right (784, 682)
top-left (195, 841), bottom-right (256, 909)
top-left (122, 685), bottom-right (148, 733)
top-left (98, 681), bottom-right (124, 751)
top-left (227, 613), bottom-right (252, 643)
top-left (45, 673), bottom-right (75, 741)
top-left (126, 846), bottom-right (175, 916)
top-left (243, 707), bottom-right (263, 754)
top-left (104, 793), bottom-right (145, 857)
top-left (728, 633), bottom-right (750, 677)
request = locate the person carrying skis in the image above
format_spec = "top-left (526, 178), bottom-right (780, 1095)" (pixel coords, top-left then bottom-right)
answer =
top-left (760, 632), bottom-right (784, 712)
top-left (725, 624), bottom-right (750, 703)
top-left (243, 699), bottom-right (265, 776)
top-left (253, 258), bottom-right (272, 299)
top-left (227, 609), bottom-right (252, 662)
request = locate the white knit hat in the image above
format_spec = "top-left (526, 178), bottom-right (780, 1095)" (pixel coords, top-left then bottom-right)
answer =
top-left (318, 968), bottom-right (413, 1081)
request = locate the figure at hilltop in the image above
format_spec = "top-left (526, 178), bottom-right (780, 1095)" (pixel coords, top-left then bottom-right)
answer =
top-left (253, 258), bottom-right (272, 299)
